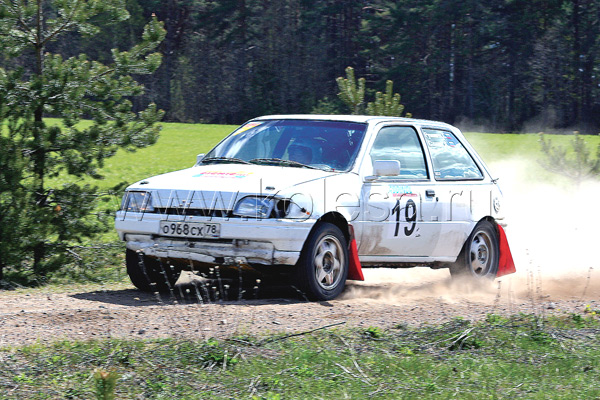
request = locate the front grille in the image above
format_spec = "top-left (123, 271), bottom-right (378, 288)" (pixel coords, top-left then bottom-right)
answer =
top-left (153, 199), bottom-right (290, 219)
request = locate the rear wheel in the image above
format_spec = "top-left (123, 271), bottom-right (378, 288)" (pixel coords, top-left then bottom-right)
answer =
top-left (295, 223), bottom-right (349, 301)
top-left (126, 249), bottom-right (181, 292)
top-left (450, 220), bottom-right (499, 279)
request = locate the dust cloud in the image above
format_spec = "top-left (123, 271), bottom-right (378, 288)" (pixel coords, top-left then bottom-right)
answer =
top-left (343, 157), bottom-right (600, 306)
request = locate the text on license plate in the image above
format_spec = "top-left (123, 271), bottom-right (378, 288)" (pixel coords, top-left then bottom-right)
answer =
top-left (159, 222), bottom-right (220, 238)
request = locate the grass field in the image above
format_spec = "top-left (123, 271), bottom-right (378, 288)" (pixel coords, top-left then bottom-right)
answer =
top-left (88, 121), bottom-right (599, 190)
top-left (16, 120), bottom-right (600, 283)
top-left (1, 314), bottom-right (599, 399)
top-left (94, 122), bottom-right (238, 190)
top-left (16, 119), bottom-right (600, 192)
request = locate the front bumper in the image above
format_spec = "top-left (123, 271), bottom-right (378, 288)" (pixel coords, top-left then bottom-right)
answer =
top-left (125, 234), bottom-right (300, 266)
top-left (115, 212), bottom-right (313, 266)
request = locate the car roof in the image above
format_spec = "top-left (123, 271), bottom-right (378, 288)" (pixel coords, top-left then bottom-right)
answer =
top-left (253, 114), bottom-right (457, 131)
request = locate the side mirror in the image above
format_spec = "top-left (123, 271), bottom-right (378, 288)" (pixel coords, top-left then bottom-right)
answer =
top-left (373, 160), bottom-right (401, 176)
top-left (196, 153), bottom-right (205, 165)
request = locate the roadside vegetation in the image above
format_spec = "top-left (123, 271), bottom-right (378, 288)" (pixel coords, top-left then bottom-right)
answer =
top-left (54, 120), bottom-right (600, 192)
top-left (1, 314), bottom-right (599, 399)
top-left (1, 120), bottom-right (598, 288)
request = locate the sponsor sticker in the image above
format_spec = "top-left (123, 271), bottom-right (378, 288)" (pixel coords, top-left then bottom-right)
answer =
top-left (444, 133), bottom-right (457, 147)
top-left (233, 121), bottom-right (263, 135)
top-left (193, 171), bottom-right (253, 179)
top-left (389, 185), bottom-right (417, 197)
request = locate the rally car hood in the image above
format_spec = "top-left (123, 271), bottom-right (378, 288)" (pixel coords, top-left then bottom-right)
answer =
top-left (128, 163), bottom-right (339, 197)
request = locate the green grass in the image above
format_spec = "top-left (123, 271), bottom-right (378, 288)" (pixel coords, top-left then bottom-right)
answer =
top-left (465, 131), bottom-right (600, 163)
top-left (1, 314), bottom-right (599, 399)
top-left (465, 131), bottom-right (600, 185)
top-left (97, 122), bottom-right (237, 189)
top-left (48, 121), bottom-right (237, 190)
top-left (94, 127), bottom-right (599, 190)
top-left (44, 120), bottom-right (599, 192)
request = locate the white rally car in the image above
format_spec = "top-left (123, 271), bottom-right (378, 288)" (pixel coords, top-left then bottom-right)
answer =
top-left (115, 115), bottom-right (515, 300)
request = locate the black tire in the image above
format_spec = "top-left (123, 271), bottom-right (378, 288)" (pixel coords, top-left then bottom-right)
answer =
top-left (450, 220), bottom-right (499, 279)
top-left (294, 222), bottom-right (349, 301)
top-left (125, 249), bottom-right (181, 292)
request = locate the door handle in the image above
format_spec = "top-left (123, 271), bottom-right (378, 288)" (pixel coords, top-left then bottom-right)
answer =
top-left (426, 189), bottom-right (435, 197)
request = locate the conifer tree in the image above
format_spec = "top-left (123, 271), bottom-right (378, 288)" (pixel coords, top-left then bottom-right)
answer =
top-left (0, 0), bottom-right (165, 278)
top-left (336, 67), bottom-right (365, 115)
top-left (539, 132), bottom-right (600, 187)
top-left (366, 80), bottom-right (411, 118)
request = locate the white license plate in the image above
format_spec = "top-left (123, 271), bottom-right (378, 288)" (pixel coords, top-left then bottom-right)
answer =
top-left (159, 221), bottom-right (220, 239)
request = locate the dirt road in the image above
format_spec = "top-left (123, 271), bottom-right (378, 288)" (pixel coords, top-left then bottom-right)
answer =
top-left (1, 267), bottom-right (597, 347)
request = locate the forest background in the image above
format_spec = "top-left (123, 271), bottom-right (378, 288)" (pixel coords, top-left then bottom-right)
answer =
top-left (3, 0), bottom-right (599, 133)
top-left (1, 0), bottom-right (600, 281)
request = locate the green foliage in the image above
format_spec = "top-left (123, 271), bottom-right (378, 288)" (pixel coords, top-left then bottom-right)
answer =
top-left (203, 337), bottom-right (239, 367)
top-left (336, 68), bottom-right (411, 117)
top-left (0, 1), bottom-right (165, 278)
top-left (310, 96), bottom-right (344, 115)
top-left (364, 326), bottom-right (384, 339)
top-left (2, 316), bottom-right (600, 398)
top-left (336, 67), bottom-right (365, 115)
top-left (94, 369), bottom-right (119, 400)
top-left (485, 313), bottom-right (508, 325)
top-left (0, 0), bottom-right (596, 131)
top-left (365, 80), bottom-right (411, 117)
top-left (538, 131), bottom-right (600, 185)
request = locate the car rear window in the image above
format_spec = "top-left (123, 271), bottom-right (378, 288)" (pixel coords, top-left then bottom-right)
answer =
top-left (422, 128), bottom-right (483, 180)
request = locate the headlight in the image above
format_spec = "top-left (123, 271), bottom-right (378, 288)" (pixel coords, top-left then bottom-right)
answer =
top-left (233, 196), bottom-right (275, 218)
top-left (121, 191), bottom-right (154, 213)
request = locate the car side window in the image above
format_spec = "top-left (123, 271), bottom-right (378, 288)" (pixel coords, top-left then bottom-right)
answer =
top-left (422, 128), bottom-right (483, 180)
top-left (370, 126), bottom-right (428, 179)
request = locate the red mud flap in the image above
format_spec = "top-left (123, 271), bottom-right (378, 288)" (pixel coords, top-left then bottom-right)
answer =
top-left (347, 225), bottom-right (364, 281)
top-left (496, 224), bottom-right (516, 277)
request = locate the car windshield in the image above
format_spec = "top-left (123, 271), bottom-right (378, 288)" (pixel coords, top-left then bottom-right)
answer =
top-left (203, 119), bottom-right (368, 171)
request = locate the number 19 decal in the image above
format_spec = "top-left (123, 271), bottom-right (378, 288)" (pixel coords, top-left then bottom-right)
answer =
top-left (391, 198), bottom-right (417, 237)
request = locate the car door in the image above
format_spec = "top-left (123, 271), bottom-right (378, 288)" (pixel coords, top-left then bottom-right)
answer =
top-left (358, 125), bottom-right (443, 258)
top-left (420, 127), bottom-right (491, 258)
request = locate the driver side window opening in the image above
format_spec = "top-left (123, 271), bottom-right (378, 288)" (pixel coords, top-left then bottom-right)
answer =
top-left (370, 126), bottom-right (429, 180)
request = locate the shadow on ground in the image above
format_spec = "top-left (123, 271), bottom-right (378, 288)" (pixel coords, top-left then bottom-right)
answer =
top-left (70, 273), bottom-right (310, 307)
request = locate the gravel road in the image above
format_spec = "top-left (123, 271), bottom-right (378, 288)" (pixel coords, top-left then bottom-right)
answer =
top-left (1, 266), bottom-right (597, 347)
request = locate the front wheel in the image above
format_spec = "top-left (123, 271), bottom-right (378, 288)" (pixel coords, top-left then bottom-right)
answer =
top-left (126, 249), bottom-right (181, 292)
top-left (294, 223), bottom-right (349, 301)
top-left (450, 220), bottom-right (499, 279)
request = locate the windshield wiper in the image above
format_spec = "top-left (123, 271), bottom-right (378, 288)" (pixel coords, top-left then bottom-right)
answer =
top-left (249, 158), bottom-right (319, 170)
top-left (201, 157), bottom-right (250, 165)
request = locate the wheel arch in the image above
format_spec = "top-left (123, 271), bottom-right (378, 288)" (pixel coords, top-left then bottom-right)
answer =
top-left (316, 212), bottom-right (350, 243)
top-left (449, 216), bottom-right (500, 279)
top-left (479, 215), bottom-right (500, 236)
top-left (469, 215), bottom-right (501, 250)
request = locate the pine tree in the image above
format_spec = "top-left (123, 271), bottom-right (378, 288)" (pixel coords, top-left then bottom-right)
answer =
top-left (0, 74), bottom-right (30, 282)
top-left (336, 67), bottom-right (365, 115)
top-left (366, 80), bottom-right (411, 118)
top-left (0, 0), bottom-right (165, 278)
top-left (539, 132), bottom-right (600, 186)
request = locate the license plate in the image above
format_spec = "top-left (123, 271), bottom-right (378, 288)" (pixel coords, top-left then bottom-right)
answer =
top-left (159, 221), bottom-right (220, 239)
